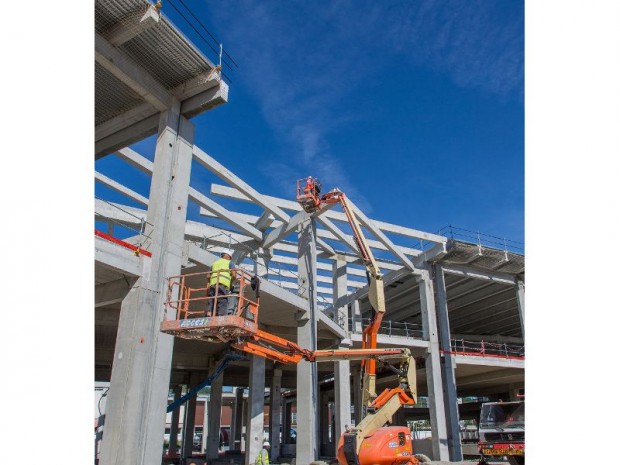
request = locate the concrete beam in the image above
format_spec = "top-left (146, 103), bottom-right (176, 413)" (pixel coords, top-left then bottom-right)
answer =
top-left (95, 277), bottom-right (137, 308)
top-left (349, 333), bottom-right (429, 349)
top-left (104, 6), bottom-right (161, 47)
top-left (95, 235), bottom-right (146, 277)
top-left (263, 209), bottom-right (314, 250)
top-left (194, 147), bottom-right (292, 221)
top-left (96, 103), bottom-right (158, 142)
top-left (210, 183), bottom-right (447, 244)
top-left (455, 355), bottom-right (525, 369)
top-left (95, 113), bottom-right (160, 159)
top-left (316, 215), bottom-right (361, 257)
top-left (180, 81), bottom-right (229, 119)
top-left (456, 368), bottom-right (524, 386)
top-left (95, 32), bottom-right (171, 111)
top-left (347, 199), bottom-right (417, 272)
top-left (202, 208), bottom-right (423, 258)
top-left (115, 147), bottom-right (154, 174)
top-left (189, 187), bottom-right (262, 240)
top-left (441, 265), bottom-right (517, 285)
top-left (95, 171), bottom-right (149, 206)
top-left (325, 266), bottom-right (412, 316)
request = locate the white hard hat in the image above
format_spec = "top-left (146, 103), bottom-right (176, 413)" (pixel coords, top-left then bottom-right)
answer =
top-left (263, 441), bottom-right (270, 447)
top-left (222, 249), bottom-right (233, 257)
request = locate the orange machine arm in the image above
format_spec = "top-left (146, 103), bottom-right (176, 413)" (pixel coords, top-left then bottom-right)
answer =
top-left (297, 179), bottom-right (387, 407)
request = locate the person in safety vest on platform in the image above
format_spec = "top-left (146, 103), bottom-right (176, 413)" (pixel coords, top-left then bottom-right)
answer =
top-left (256, 441), bottom-right (270, 465)
top-left (207, 249), bottom-right (237, 316)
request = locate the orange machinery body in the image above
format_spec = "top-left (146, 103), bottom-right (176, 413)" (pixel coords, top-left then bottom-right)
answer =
top-left (337, 426), bottom-right (419, 465)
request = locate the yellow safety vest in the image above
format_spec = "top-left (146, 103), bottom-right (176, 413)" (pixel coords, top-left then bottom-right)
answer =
top-left (256, 448), bottom-right (269, 465)
top-left (210, 258), bottom-right (232, 288)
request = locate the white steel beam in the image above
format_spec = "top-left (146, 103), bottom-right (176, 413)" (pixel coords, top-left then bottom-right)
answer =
top-left (347, 200), bottom-right (417, 272)
top-left (188, 187), bottom-right (262, 241)
top-left (95, 235), bottom-right (146, 278)
top-left (193, 146), bottom-right (291, 220)
top-left (211, 183), bottom-right (447, 244)
top-left (180, 82), bottom-right (229, 119)
top-left (115, 147), bottom-right (154, 174)
top-left (95, 171), bottom-right (149, 206)
top-left (95, 113), bottom-right (160, 159)
top-left (262, 204), bottom-right (334, 250)
top-left (95, 32), bottom-right (171, 111)
top-left (201, 208), bottom-right (422, 257)
top-left (192, 147), bottom-right (335, 256)
top-left (262, 210), bottom-right (314, 250)
top-left (104, 6), bottom-right (161, 47)
top-left (96, 103), bottom-right (158, 142)
top-left (441, 265), bottom-right (517, 286)
top-left (327, 266), bottom-right (412, 314)
top-left (95, 277), bottom-right (138, 308)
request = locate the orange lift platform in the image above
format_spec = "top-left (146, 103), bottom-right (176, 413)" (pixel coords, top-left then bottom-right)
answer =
top-left (160, 267), bottom-right (408, 365)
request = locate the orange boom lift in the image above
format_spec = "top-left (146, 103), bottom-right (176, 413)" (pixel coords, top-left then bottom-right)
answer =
top-left (160, 177), bottom-right (420, 465)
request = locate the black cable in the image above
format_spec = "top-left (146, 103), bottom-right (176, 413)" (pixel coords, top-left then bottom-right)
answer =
top-left (168, 0), bottom-right (238, 72)
top-left (174, 0), bottom-right (239, 68)
top-left (165, 1), bottom-right (233, 82)
top-left (165, 1), bottom-right (219, 56)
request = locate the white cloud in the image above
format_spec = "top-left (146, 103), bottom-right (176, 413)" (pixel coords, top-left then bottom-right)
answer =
top-left (206, 1), bottom-right (523, 213)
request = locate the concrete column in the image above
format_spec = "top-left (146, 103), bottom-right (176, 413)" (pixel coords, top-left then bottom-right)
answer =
top-left (320, 391), bottom-right (330, 449)
top-left (168, 385), bottom-right (183, 456)
top-left (283, 399), bottom-right (292, 444)
top-left (245, 355), bottom-right (266, 465)
top-left (516, 280), bottom-right (525, 340)
top-left (334, 352), bottom-right (352, 441)
top-left (231, 387), bottom-right (244, 451)
top-left (434, 265), bottom-right (463, 461)
top-left (201, 394), bottom-right (209, 453)
top-left (296, 219), bottom-right (319, 464)
top-left (269, 369), bottom-right (283, 461)
top-left (418, 270), bottom-right (450, 461)
top-left (207, 372), bottom-right (224, 460)
top-left (254, 247), bottom-right (270, 277)
top-left (351, 300), bottom-right (362, 334)
top-left (99, 106), bottom-right (194, 465)
top-left (182, 373), bottom-right (201, 460)
top-left (332, 256), bottom-right (348, 324)
top-left (333, 256), bottom-right (352, 440)
top-left (507, 383), bottom-right (522, 402)
top-left (352, 365), bottom-right (362, 425)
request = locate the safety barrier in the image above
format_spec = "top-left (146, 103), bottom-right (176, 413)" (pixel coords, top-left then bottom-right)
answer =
top-left (165, 268), bottom-right (259, 321)
top-left (444, 339), bottom-right (524, 360)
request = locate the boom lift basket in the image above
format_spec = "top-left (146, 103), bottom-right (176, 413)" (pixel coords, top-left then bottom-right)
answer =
top-left (160, 268), bottom-right (260, 343)
top-left (296, 177), bottom-right (322, 213)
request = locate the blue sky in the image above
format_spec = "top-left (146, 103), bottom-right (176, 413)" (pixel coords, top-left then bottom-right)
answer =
top-left (96, 0), bottom-right (524, 246)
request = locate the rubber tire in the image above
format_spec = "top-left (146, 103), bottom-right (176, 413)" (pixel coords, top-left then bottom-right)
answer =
top-left (507, 456), bottom-right (525, 465)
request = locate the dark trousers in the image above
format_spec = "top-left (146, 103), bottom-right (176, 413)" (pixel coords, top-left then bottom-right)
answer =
top-left (207, 285), bottom-right (230, 316)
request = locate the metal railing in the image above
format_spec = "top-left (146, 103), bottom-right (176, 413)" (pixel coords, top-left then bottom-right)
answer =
top-left (95, 197), bottom-right (154, 252)
top-left (350, 318), bottom-right (424, 339)
top-left (437, 224), bottom-right (524, 254)
top-left (447, 339), bottom-right (524, 359)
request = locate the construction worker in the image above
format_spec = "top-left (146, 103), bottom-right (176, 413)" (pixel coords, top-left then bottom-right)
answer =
top-left (207, 249), bottom-right (237, 316)
top-left (256, 441), bottom-right (270, 465)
